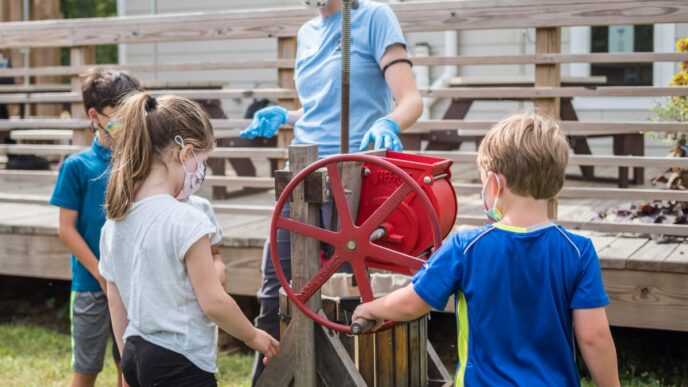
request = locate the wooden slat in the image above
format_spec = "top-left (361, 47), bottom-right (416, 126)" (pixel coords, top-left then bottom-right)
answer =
top-left (663, 243), bottom-right (688, 274)
top-left (408, 319), bottom-right (421, 387)
top-left (453, 183), bottom-right (688, 201)
top-left (598, 237), bottom-right (648, 270)
top-left (626, 240), bottom-right (681, 272)
top-left (420, 86), bottom-right (688, 99)
top-left (356, 332), bottom-right (376, 387)
top-left (457, 215), bottom-right (688, 236)
top-left (0, 59), bottom-right (294, 78)
top-left (0, 233), bottom-right (70, 280)
top-left (0, 1), bottom-right (686, 48)
top-left (603, 269), bottom-right (688, 332)
top-left (2, 119), bottom-right (685, 136)
top-left (376, 328), bottom-right (395, 387)
top-left (413, 52), bottom-right (688, 66)
top-left (393, 324), bottom-right (410, 387)
top-left (2, 86), bottom-right (686, 104)
top-left (5, 51), bottom-right (688, 79)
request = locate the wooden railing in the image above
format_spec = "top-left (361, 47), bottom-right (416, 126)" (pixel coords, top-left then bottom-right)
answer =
top-left (0, 0), bottom-right (687, 238)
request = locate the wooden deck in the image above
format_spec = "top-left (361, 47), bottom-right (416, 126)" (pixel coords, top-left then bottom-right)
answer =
top-left (1, 161), bottom-right (686, 332)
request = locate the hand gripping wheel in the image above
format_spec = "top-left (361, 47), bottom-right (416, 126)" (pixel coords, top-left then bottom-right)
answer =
top-left (270, 153), bottom-right (444, 334)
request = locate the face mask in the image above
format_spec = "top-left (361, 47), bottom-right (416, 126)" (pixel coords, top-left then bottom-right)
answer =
top-left (174, 135), bottom-right (207, 200)
top-left (90, 118), bottom-right (120, 138)
top-left (302, 0), bottom-right (328, 8)
top-left (481, 175), bottom-right (503, 223)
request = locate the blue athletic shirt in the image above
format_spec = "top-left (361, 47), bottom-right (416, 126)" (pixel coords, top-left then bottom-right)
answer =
top-left (50, 137), bottom-right (111, 292)
top-left (293, 0), bottom-right (406, 157)
top-left (412, 222), bottom-right (610, 387)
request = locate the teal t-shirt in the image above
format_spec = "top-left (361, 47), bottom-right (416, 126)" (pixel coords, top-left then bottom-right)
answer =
top-left (293, 0), bottom-right (406, 157)
top-left (50, 138), bottom-right (111, 291)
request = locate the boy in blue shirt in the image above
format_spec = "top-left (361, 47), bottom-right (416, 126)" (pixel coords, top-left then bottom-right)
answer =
top-left (353, 113), bottom-right (620, 387)
top-left (50, 69), bottom-right (141, 387)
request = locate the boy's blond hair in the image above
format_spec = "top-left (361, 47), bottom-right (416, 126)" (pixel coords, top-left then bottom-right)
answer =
top-left (477, 113), bottom-right (569, 199)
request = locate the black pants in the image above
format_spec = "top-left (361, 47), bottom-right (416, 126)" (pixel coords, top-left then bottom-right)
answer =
top-left (122, 336), bottom-right (216, 387)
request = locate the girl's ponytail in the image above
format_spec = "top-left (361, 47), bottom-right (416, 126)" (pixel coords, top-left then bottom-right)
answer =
top-left (106, 92), bottom-right (155, 220)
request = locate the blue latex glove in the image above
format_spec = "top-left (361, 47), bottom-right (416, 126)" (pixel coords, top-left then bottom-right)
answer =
top-left (359, 117), bottom-right (403, 151)
top-left (239, 106), bottom-right (288, 139)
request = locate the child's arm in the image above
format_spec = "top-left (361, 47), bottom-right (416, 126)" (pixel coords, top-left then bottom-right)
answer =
top-left (211, 245), bottom-right (227, 289)
top-left (107, 280), bottom-right (128, 356)
top-left (352, 284), bottom-right (431, 326)
top-left (58, 208), bottom-right (107, 293)
top-left (186, 236), bottom-right (279, 363)
top-left (573, 308), bottom-right (620, 387)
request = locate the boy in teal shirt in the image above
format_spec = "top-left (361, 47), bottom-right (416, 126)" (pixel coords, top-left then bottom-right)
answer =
top-left (50, 69), bottom-right (141, 387)
top-left (353, 113), bottom-right (620, 387)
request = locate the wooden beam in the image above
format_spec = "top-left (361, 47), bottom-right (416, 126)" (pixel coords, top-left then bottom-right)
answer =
top-left (452, 183), bottom-right (688, 201)
top-left (2, 118), bottom-right (686, 136)
top-left (5, 86), bottom-right (686, 105)
top-left (456, 215), bottom-right (688, 237)
top-left (603, 269), bottom-right (688, 332)
top-left (0, 1), bottom-right (686, 48)
top-left (3, 51), bottom-right (687, 79)
top-left (69, 46), bottom-right (94, 146)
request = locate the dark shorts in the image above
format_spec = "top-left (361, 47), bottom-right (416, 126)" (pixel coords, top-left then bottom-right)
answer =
top-left (122, 336), bottom-right (216, 387)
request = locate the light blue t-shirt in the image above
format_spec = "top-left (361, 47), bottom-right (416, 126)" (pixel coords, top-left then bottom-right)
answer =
top-left (293, 0), bottom-right (406, 157)
top-left (412, 223), bottom-right (610, 387)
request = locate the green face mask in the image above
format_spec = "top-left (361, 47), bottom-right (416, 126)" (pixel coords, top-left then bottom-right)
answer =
top-left (481, 175), bottom-right (503, 223)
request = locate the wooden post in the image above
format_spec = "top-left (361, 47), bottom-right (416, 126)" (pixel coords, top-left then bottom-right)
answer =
top-left (4, 0), bottom-right (23, 118)
top-left (276, 37), bottom-right (299, 170)
top-left (32, 0), bottom-right (62, 118)
top-left (288, 145), bottom-right (320, 387)
top-left (70, 47), bottom-right (95, 146)
top-left (534, 27), bottom-right (561, 220)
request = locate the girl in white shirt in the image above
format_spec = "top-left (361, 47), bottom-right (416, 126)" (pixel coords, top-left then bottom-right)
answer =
top-left (99, 92), bottom-right (278, 386)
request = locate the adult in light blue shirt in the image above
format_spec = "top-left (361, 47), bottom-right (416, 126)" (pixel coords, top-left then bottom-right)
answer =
top-left (246, 1), bottom-right (422, 384)
top-left (240, 0), bottom-right (422, 156)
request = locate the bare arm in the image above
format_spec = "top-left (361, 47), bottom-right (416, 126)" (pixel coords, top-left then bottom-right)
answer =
top-left (211, 244), bottom-right (227, 290)
top-left (107, 280), bottom-right (128, 356)
top-left (380, 45), bottom-right (423, 131)
top-left (58, 208), bottom-right (107, 293)
top-left (352, 284), bottom-right (431, 325)
top-left (573, 308), bottom-right (620, 387)
top-left (186, 236), bottom-right (279, 361)
top-left (286, 108), bottom-right (303, 125)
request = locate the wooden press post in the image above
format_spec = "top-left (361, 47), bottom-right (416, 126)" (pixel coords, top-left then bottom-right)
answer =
top-left (534, 27), bottom-right (561, 220)
top-left (276, 37), bottom-right (299, 170)
top-left (289, 145), bottom-right (321, 386)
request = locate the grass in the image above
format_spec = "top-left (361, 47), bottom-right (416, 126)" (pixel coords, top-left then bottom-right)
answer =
top-left (0, 323), bottom-right (253, 387)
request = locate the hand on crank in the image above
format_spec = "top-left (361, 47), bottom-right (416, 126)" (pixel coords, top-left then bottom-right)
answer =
top-left (351, 303), bottom-right (384, 332)
top-left (359, 117), bottom-right (403, 152)
top-left (245, 328), bottom-right (280, 365)
top-left (239, 105), bottom-right (288, 139)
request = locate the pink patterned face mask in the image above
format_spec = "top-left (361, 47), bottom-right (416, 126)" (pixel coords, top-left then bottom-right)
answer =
top-left (175, 135), bottom-right (207, 200)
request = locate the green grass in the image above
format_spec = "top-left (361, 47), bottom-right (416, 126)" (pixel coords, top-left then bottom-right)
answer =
top-left (0, 323), bottom-right (253, 387)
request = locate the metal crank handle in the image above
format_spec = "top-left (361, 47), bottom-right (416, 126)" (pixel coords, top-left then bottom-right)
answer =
top-left (351, 318), bottom-right (376, 335)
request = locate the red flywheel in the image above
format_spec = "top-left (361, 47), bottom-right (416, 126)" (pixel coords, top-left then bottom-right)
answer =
top-left (270, 153), bottom-right (443, 334)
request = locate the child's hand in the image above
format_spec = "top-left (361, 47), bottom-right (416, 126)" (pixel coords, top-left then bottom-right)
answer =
top-left (245, 328), bottom-right (279, 365)
top-left (352, 303), bottom-right (383, 331)
top-left (97, 276), bottom-right (108, 296)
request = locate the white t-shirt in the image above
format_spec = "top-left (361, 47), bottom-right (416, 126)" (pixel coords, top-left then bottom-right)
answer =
top-left (99, 194), bottom-right (218, 373)
top-left (187, 195), bottom-right (223, 246)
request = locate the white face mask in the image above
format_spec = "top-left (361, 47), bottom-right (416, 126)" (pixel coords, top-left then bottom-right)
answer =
top-left (174, 136), bottom-right (207, 200)
top-left (302, 0), bottom-right (328, 8)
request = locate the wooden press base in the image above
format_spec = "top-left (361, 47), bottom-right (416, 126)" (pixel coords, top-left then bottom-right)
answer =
top-left (256, 293), bottom-right (452, 387)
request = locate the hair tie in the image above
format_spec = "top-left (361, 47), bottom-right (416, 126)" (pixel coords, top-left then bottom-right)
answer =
top-left (145, 95), bottom-right (157, 111)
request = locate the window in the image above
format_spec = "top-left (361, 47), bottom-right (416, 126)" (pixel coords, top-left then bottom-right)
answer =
top-left (591, 25), bottom-right (654, 86)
